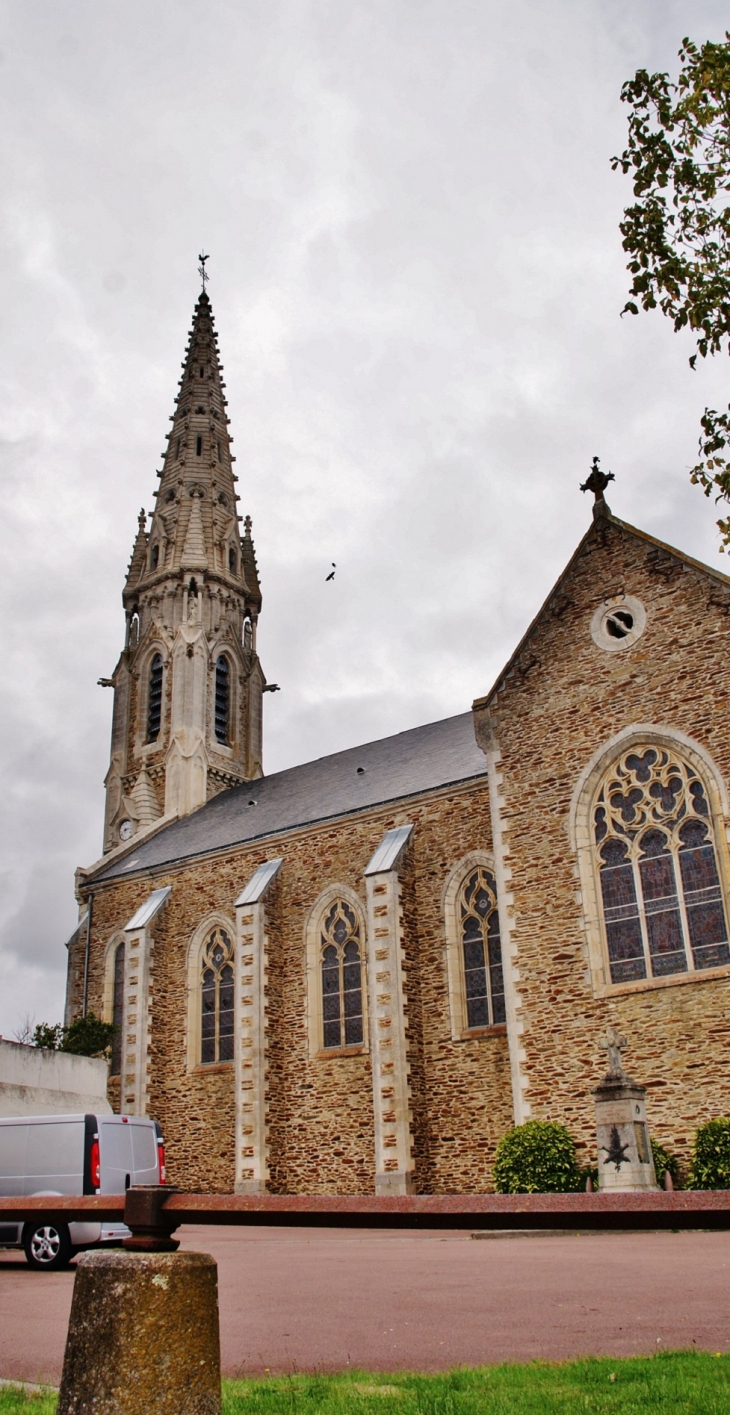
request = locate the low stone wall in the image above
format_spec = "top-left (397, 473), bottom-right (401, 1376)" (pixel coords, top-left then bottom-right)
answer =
top-left (0, 1038), bottom-right (110, 1116)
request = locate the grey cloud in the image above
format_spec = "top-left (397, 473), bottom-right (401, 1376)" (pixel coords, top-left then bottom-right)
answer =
top-left (1, 0), bottom-right (729, 1033)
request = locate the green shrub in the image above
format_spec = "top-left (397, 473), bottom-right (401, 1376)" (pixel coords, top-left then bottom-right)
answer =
top-left (492, 1120), bottom-right (583, 1194)
top-left (32, 1022), bottom-right (65, 1050)
top-left (651, 1138), bottom-right (680, 1187)
top-left (32, 1012), bottom-right (117, 1059)
top-left (688, 1118), bottom-right (730, 1190)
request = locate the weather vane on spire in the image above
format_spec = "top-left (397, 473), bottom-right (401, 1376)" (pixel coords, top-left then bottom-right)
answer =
top-left (198, 251), bottom-right (210, 289)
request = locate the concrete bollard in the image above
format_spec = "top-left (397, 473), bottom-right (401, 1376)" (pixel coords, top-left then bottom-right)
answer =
top-left (57, 1249), bottom-right (221, 1415)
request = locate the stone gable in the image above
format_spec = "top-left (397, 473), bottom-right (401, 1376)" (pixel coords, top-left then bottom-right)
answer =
top-left (473, 514), bottom-right (730, 1172)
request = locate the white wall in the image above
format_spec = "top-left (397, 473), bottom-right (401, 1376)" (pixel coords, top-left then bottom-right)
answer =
top-left (0, 1039), bottom-right (110, 1117)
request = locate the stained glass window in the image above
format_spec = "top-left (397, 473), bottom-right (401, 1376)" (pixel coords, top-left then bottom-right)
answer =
top-left (147, 654), bottom-right (163, 742)
top-left (593, 748), bottom-right (730, 985)
top-left (214, 657), bottom-right (230, 744)
top-left (200, 928), bottom-right (234, 1064)
top-left (110, 942), bottom-right (125, 1077)
top-left (320, 900), bottom-right (364, 1049)
top-left (458, 868), bottom-right (505, 1028)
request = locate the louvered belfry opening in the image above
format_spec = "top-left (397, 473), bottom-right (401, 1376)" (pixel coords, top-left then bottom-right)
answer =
top-left (214, 656), bottom-right (230, 744)
top-left (147, 654), bottom-right (163, 742)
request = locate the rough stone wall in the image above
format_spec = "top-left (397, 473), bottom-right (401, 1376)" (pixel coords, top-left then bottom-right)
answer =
top-left (81, 775), bottom-right (513, 1193)
top-left (407, 794), bottom-right (513, 1193)
top-left (480, 517), bottom-right (730, 1175)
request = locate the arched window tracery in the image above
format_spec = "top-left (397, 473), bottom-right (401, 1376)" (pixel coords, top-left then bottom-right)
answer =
top-left (593, 747), bottom-right (730, 985)
top-left (146, 654), bottom-right (163, 742)
top-left (214, 656), bottom-right (230, 744)
top-left (457, 867), bottom-right (505, 1028)
top-left (320, 900), bottom-right (364, 1049)
top-left (200, 927), bottom-right (234, 1064)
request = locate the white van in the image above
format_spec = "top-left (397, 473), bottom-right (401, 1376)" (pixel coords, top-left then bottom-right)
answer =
top-left (0, 1112), bottom-right (165, 1269)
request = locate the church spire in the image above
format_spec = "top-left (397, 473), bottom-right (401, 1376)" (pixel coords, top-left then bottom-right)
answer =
top-left (103, 277), bottom-right (267, 855)
top-left (138, 286), bottom-right (244, 586)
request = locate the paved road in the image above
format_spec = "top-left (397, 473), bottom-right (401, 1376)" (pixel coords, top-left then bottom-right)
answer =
top-left (1, 1226), bottom-right (729, 1385)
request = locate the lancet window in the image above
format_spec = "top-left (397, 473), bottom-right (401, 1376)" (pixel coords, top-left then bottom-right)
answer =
top-left (146, 654), bottom-right (163, 742)
top-left (110, 942), bottom-right (125, 1077)
top-left (458, 867), bottom-right (505, 1028)
top-left (200, 927), bottom-right (234, 1064)
top-left (321, 900), bottom-right (364, 1049)
top-left (593, 747), bottom-right (730, 985)
top-left (214, 656), bottom-right (230, 744)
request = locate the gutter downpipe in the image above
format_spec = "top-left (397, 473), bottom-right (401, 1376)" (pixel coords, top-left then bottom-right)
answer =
top-left (82, 894), bottom-right (93, 1017)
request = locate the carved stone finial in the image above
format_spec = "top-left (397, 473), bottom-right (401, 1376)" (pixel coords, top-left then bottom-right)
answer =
top-left (600, 1026), bottom-right (628, 1080)
top-left (138, 508), bottom-right (146, 530)
top-left (244, 515), bottom-right (252, 536)
top-left (580, 456), bottom-right (615, 517)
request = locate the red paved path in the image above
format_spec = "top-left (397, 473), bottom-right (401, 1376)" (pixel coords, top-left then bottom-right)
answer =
top-left (1, 1225), bottom-right (728, 1385)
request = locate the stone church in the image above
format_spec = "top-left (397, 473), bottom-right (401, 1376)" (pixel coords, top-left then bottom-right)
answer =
top-left (65, 286), bottom-right (730, 1194)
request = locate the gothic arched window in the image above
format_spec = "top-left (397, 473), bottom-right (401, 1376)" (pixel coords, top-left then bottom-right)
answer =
top-left (110, 942), bottom-right (125, 1077)
top-left (593, 747), bottom-right (730, 985)
top-left (321, 900), bottom-right (364, 1049)
top-left (150, 543), bottom-right (159, 571)
top-left (458, 867), bottom-right (505, 1028)
top-left (214, 656), bottom-right (230, 744)
top-left (200, 927), bottom-right (234, 1064)
top-left (228, 546), bottom-right (237, 574)
top-left (146, 654), bottom-right (163, 742)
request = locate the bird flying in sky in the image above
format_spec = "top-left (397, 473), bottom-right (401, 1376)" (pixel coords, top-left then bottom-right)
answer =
top-left (326, 563), bottom-right (336, 581)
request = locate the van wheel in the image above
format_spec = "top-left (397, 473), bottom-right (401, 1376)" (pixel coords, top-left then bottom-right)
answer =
top-left (22, 1221), bottom-right (74, 1271)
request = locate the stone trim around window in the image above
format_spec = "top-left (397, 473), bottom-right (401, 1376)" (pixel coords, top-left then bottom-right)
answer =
top-left (570, 724), bottom-right (730, 998)
top-left (442, 850), bottom-right (505, 1040)
top-left (185, 912), bottom-right (237, 1071)
top-left (304, 884), bottom-right (369, 1059)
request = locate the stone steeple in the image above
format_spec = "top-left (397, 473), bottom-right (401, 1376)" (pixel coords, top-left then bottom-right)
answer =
top-left (102, 286), bottom-right (266, 854)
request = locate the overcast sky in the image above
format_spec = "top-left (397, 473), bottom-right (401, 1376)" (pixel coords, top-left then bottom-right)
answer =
top-left (1, 0), bottom-right (729, 1038)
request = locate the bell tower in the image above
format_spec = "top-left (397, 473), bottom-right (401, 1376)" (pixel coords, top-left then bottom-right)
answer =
top-left (102, 279), bottom-right (266, 854)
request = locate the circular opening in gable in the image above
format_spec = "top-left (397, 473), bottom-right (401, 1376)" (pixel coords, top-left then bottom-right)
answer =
top-left (590, 595), bottom-right (646, 653)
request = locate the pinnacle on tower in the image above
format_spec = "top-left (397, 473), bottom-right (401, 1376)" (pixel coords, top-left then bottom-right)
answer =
top-left (124, 509), bottom-right (148, 591)
top-left (242, 515), bottom-right (262, 613)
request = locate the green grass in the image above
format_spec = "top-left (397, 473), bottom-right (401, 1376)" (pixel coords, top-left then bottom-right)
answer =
top-left (2, 1352), bottom-right (730, 1414)
top-left (0, 1389), bottom-right (57, 1415)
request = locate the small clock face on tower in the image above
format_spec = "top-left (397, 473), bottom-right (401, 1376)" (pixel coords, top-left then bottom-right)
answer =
top-left (119, 820), bottom-right (134, 841)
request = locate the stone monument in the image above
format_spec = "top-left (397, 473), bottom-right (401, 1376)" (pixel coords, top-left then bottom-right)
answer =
top-left (593, 1029), bottom-right (658, 1192)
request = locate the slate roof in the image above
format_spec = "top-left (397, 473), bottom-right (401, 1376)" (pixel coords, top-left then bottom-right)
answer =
top-left (95, 712), bottom-right (487, 883)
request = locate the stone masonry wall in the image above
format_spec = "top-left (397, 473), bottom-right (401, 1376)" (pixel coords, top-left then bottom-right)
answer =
top-left (480, 517), bottom-right (730, 1176)
top-left (78, 775), bottom-right (512, 1193)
